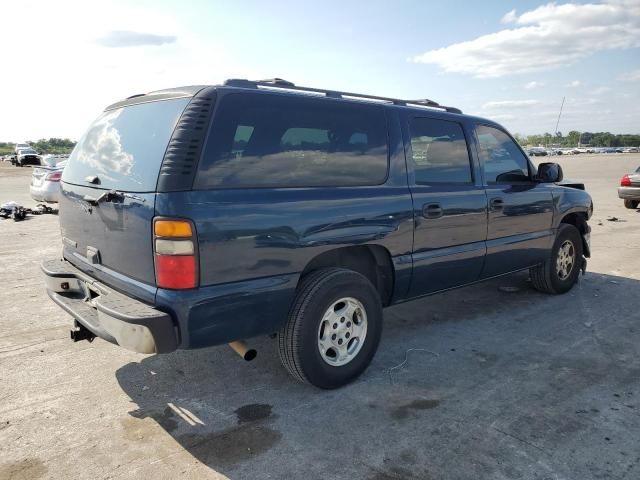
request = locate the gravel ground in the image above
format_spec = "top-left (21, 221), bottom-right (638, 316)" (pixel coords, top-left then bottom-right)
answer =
top-left (0, 155), bottom-right (639, 480)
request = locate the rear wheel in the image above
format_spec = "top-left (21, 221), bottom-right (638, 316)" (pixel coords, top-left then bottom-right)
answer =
top-left (278, 268), bottom-right (382, 389)
top-left (530, 224), bottom-right (583, 294)
top-left (624, 199), bottom-right (639, 209)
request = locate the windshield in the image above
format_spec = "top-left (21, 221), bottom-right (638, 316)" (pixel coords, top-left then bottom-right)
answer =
top-left (62, 97), bottom-right (189, 192)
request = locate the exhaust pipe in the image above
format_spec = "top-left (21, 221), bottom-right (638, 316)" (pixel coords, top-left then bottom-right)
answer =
top-left (228, 341), bottom-right (257, 361)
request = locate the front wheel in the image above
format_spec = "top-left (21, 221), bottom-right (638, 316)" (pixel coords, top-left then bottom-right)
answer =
top-left (277, 268), bottom-right (382, 389)
top-left (530, 224), bottom-right (583, 294)
top-left (624, 199), bottom-right (639, 209)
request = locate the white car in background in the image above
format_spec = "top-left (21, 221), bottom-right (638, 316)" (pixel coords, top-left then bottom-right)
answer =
top-left (15, 148), bottom-right (42, 166)
top-left (30, 161), bottom-right (66, 203)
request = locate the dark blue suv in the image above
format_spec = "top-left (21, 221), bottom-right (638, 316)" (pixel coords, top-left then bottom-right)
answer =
top-left (43, 78), bottom-right (592, 388)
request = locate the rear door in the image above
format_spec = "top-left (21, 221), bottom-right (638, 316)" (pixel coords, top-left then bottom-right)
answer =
top-left (474, 124), bottom-right (554, 277)
top-left (405, 115), bottom-right (487, 297)
top-left (59, 97), bottom-right (190, 294)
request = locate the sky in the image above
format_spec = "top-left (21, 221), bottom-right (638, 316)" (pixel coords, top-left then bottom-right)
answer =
top-left (1, 0), bottom-right (639, 141)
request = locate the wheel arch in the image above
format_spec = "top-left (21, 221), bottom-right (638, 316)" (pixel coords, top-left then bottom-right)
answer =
top-left (299, 245), bottom-right (395, 306)
top-left (559, 211), bottom-right (590, 258)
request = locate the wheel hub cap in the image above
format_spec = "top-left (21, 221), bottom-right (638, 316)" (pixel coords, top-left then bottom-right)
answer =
top-left (317, 297), bottom-right (368, 367)
top-left (556, 239), bottom-right (576, 280)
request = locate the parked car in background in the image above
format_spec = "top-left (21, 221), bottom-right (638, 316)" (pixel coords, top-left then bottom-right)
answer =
top-left (619, 166), bottom-right (640, 209)
top-left (528, 147), bottom-right (548, 156)
top-left (42, 78), bottom-right (593, 389)
top-left (14, 148), bottom-right (41, 166)
top-left (30, 161), bottom-right (66, 203)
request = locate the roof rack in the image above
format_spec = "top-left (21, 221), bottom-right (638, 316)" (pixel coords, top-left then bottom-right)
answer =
top-left (223, 78), bottom-right (462, 114)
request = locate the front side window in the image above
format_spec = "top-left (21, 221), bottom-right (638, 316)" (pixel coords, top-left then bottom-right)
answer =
top-left (476, 125), bottom-right (530, 184)
top-left (195, 93), bottom-right (388, 188)
top-left (409, 117), bottom-right (472, 185)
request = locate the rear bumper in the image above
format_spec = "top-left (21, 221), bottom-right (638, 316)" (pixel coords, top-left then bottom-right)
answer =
top-left (41, 258), bottom-right (178, 353)
top-left (30, 183), bottom-right (60, 203)
top-left (618, 186), bottom-right (640, 200)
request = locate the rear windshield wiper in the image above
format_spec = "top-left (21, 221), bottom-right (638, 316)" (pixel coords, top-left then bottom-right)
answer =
top-left (83, 190), bottom-right (146, 206)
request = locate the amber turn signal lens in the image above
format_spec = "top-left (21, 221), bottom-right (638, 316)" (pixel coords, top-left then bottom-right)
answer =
top-left (154, 220), bottom-right (193, 238)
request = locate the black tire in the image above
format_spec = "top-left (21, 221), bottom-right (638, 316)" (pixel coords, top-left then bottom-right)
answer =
top-left (278, 268), bottom-right (383, 389)
top-left (624, 199), bottom-right (639, 209)
top-left (530, 224), bottom-right (583, 294)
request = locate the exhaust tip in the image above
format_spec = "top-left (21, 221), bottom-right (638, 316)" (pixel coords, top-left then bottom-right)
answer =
top-left (228, 340), bottom-right (257, 362)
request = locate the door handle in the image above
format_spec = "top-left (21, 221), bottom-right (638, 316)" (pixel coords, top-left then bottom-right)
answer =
top-left (490, 198), bottom-right (504, 211)
top-left (422, 203), bottom-right (443, 219)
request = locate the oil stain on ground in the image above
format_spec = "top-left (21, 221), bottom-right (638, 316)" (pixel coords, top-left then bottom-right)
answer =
top-left (391, 399), bottom-right (440, 420)
top-left (178, 403), bottom-right (279, 468)
top-left (0, 458), bottom-right (47, 480)
top-left (234, 403), bottom-right (272, 424)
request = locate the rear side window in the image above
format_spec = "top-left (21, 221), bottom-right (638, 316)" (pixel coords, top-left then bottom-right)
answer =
top-left (409, 118), bottom-right (472, 185)
top-left (195, 93), bottom-right (388, 188)
top-left (476, 125), bottom-right (530, 184)
top-left (62, 98), bottom-right (189, 192)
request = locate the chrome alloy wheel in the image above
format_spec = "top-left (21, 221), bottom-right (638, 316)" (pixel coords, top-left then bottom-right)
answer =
top-left (317, 297), bottom-right (368, 367)
top-left (556, 239), bottom-right (576, 280)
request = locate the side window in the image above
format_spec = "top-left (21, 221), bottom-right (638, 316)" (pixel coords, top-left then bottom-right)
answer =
top-left (409, 118), bottom-right (472, 185)
top-left (195, 94), bottom-right (388, 188)
top-left (476, 125), bottom-right (530, 184)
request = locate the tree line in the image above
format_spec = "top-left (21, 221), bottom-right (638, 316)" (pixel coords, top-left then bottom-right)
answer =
top-left (0, 138), bottom-right (76, 156)
top-left (513, 131), bottom-right (640, 148)
top-left (2, 131), bottom-right (640, 157)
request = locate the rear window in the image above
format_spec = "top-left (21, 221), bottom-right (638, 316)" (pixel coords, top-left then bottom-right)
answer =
top-left (62, 98), bottom-right (189, 192)
top-left (195, 93), bottom-right (388, 188)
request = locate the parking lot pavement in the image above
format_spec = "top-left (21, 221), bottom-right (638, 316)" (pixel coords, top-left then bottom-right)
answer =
top-left (0, 155), bottom-right (639, 480)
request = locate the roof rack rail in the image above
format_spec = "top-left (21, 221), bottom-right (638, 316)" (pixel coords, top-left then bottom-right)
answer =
top-left (223, 78), bottom-right (462, 114)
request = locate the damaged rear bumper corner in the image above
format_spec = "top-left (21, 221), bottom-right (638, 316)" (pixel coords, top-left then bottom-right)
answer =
top-left (41, 258), bottom-right (178, 354)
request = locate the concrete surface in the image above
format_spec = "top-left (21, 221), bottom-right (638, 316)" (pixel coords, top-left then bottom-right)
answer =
top-left (0, 155), bottom-right (639, 480)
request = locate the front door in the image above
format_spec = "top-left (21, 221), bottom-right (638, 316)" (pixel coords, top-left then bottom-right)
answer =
top-left (474, 124), bottom-right (555, 278)
top-left (406, 116), bottom-right (487, 297)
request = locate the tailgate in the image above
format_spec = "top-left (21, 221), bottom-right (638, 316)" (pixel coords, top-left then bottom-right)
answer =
top-left (59, 184), bottom-right (157, 286)
top-left (58, 96), bottom-right (191, 291)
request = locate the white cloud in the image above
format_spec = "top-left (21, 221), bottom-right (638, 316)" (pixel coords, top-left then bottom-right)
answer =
top-left (483, 113), bottom-right (516, 121)
top-left (0, 0), bottom-right (258, 141)
top-left (524, 81), bottom-right (544, 89)
top-left (410, 1), bottom-right (640, 78)
top-left (566, 80), bottom-right (582, 87)
top-left (620, 69), bottom-right (640, 81)
top-left (501, 9), bottom-right (517, 23)
top-left (483, 100), bottom-right (540, 109)
top-left (590, 86), bottom-right (612, 95)
top-left (96, 31), bottom-right (177, 48)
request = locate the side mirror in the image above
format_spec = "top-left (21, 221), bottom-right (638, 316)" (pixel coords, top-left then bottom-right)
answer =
top-left (536, 162), bottom-right (563, 183)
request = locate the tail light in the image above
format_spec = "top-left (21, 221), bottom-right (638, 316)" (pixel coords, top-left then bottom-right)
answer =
top-left (153, 219), bottom-right (198, 289)
top-left (46, 171), bottom-right (62, 182)
top-left (621, 174), bottom-right (631, 187)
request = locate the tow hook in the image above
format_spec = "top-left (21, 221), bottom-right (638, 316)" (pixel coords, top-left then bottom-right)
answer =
top-left (70, 320), bottom-right (96, 343)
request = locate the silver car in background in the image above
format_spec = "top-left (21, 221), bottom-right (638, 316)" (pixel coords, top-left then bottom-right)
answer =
top-left (619, 166), bottom-right (640, 209)
top-left (30, 161), bottom-right (66, 203)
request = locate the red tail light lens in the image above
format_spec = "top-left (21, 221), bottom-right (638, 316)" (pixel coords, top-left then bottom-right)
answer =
top-left (46, 171), bottom-right (62, 182)
top-left (155, 255), bottom-right (197, 289)
top-left (621, 174), bottom-right (631, 187)
top-left (153, 218), bottom-right (198, 289)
